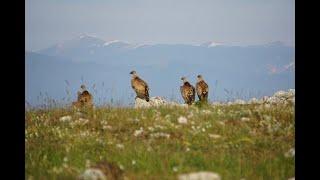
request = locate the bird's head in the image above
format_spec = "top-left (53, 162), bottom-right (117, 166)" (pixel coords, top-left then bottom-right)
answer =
top-left (130, 70), bottom-right (137, 75)
top-left (181, 77), bottom-right (187, 83)
top-left (197, 75), bottom-right (203, 81)
top-left (80, 84), bottom-right (86, 90)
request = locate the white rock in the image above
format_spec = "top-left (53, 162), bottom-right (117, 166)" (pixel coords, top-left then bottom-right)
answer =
top-left (234, 99), bottom-right (246, 105)
top-left (274, 90), bottom-right (288, 98)
top-left (177, 116), bottom-right (188, 124)
top-left (78, 168), bottom-right (107, 180)
top-left (134, 97), bottom-right (182, 108)
top-left (178, 171), bottom-right (221, 180)
top-left (134, 98), bottom-right (151, 108)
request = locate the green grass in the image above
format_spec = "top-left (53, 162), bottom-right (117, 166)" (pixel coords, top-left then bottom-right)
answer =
top-left (25, 103), bottom-right (295, 179)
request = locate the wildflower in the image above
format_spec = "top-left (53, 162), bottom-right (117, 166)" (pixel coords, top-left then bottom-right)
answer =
top-left (132, 160), bottom-right (136, 165)
top-left (119, 164), bottom-right (125, 170)
top-left (148, 126), bottom-right (155, 131)
top-left (241, 117), bottom-right (250, 122)
top-left (173, 166), bottom-right (178, 172)
top-left (59, 115), bottom-right (72, 122)
top-left (177, 116), bottom-right (188, 124)
top-left (202, 128), bottom-right (206, 132)
top-left (63, 157), bottom-right (68, 162)
top-left (209, 134), bottom-right (221, 139)
top-left (186, 147), bottom-right (190, 152)
top-left (201, 110), bottom-right (212, 115)
top-left (285, 148), bottom-right (295, 158)
top-left (116, 144), bottom-right (124, 149)
top-left (134, 127), bottom-right (144, 137)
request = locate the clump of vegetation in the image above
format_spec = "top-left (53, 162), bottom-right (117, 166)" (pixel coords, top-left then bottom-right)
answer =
top-left (25, 103), bottom-right (294, 179)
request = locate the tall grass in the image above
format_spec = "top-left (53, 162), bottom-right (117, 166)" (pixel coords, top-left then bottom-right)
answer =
top-left (25, 102), bottom-right (294, 179)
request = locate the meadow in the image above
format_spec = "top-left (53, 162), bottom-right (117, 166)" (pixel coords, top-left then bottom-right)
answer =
top-left (25, 102), bottom-right (295, 179)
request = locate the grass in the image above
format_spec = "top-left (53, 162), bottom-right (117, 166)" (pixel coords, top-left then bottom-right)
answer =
top-left (25, 102), bottom-right (295, 179)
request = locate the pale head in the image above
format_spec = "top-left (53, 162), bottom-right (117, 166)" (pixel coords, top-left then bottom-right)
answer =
top-left (181, 76), bottom-right (187, 83)
top-left (130, 70), bottom-right (138, 77)
top-left (80, 84), bottom-right (86, 90)
top-left (197, 75), bottom-right (204, 81)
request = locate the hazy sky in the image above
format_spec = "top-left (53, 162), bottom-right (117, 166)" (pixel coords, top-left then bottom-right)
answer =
top-left (26, 0), bottom-right (295, 51)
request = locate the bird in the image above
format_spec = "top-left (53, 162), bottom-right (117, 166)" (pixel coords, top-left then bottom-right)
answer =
top-left (196, 75), bottom-right (209, 103)
top-left (72, 84), bottom-right (93, 108)
top-left (180, 77), bottom-right (195, 105)
top-left (130, 71), bottom-right (150, 102)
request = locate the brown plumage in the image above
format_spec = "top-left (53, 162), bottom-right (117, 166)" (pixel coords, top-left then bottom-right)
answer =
top-left (180, 77), bottom-right (195, 105)
top-left (196, 75), bottom-right (209, 102)
top-left (72, 85), bottom-right (93, 108)
top-left (130, 71), bottom-right (150, 102)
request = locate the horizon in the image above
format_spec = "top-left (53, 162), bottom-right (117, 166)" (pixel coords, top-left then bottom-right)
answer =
top-left (26, 33), bottom-right (294, 52)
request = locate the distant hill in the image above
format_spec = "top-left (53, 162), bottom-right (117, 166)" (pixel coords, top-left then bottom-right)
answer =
top-left (26, 35), bottom-right (294, 106)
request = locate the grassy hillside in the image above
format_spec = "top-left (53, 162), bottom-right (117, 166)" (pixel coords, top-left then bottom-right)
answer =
top-left (25, 103), bottom-right (294, 179)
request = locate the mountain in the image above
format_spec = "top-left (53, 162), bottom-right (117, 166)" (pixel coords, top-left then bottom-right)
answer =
top-left (26, 35), bottom-right (294, 106)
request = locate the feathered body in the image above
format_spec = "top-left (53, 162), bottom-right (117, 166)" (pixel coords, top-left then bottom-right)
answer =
top-left (130, 71), bottom-right (149, 102)
top-left (180, 78), bottom-right (195, 105)
top-left (196, 75), bottom-right (209, 102)
top-left (72, 85), bottom-right (93, 108)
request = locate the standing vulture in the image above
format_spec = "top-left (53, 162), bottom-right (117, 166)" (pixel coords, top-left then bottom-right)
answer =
top-left (196, 75), bottom-right (209, 103)
top-left (180, 77), bottom-right (195, 105)
top-left (130, 71), bottom-right (150, 102)
top-left (72, 84), bottom-right (93, 108)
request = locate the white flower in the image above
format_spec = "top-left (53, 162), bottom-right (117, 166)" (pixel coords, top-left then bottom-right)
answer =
top-left (201, 110), bottom-right (212, 115)
top-left (116, 144), bottom-right (124, 149)
top-left (241, 117), bottom-right (250, 122)
top-left (209, 134), bottom-right (221, 139)
top-left (177, 116), bottom-right (188, 124)
top-left (285, 148), bottom-right (295, 158)
top-left (119, 164), bottom-right (125, 170)
top-left (63, 157), bottom-right (68, 162)
top-left (134, 128), bottom-right (144, 137)
top-left (59, 115), bottom-right (72, 122)
top-left (132, 160), bottom-right (136, 165)
top-left (173, 166), bottom-right (178, 172)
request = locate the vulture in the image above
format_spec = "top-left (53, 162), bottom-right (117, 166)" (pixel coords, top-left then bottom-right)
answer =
top-left (130, 71), bottom-right (150, 102)
top-left (180, 77), bottom-right (195, 105)
top-left (196, 75), bottom-right (209, 103)
top-left (73, 85), bottom-right (93, 108)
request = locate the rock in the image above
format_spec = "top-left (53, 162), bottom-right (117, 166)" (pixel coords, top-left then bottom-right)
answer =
top-left (78, 168), bottom-right (107, 180)
top-left (233, 99), bottom-right (246, 105)
top-left (134, 98), bottom-right (151, 108)
top-left (134, 97), bottom-right (183, 108)
top-left (178, 171), bottom-right (221, 180)
top-left (79, 161), bottom-right (123, 180)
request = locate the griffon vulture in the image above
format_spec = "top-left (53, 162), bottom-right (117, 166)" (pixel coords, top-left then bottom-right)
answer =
top-left (72, 84), bottom-right (93, 108)
top-left (180, 77), bottom-right (195, 105)
top-left (130, 71), bottom-right (150, 102)
top-left (196, 75), bottom-right (209, 103)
